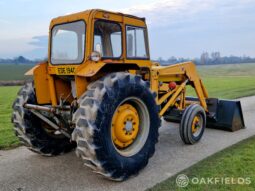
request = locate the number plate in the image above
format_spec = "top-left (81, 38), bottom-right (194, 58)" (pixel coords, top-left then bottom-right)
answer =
top-left (55, 66), bottom-right (76, 75)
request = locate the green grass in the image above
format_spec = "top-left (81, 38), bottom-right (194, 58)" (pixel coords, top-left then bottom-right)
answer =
top-left (188, 76), bottom-right (255, 99)
top-left (198, 63), bottom-right (255, 77)
top-left (149, 136), bottom-right (255, 191)
top-left (0, 64), bottom-right (34, 81)
top-left (188, 63), bottom-right (255, 99)
top-left (0, 86), bottom-right (20, 149)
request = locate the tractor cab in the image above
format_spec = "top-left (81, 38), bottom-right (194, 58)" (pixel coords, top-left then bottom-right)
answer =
top-left (48, 9), bottom-right (151, 69)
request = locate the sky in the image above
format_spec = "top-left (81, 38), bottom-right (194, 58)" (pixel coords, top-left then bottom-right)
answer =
top-left (0, 0), bottom-right (254, 59)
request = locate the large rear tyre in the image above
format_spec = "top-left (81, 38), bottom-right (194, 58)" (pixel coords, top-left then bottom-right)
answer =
top-left (180, 104), bottom-right (206, 144)
top-left (72, 72), bottom-right (160, 181)
top-left (12, 82), bottom-right (75, 156)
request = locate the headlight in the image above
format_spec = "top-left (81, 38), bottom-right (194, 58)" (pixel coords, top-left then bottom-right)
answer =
top-left (91, 51), bottom-right (101, 62)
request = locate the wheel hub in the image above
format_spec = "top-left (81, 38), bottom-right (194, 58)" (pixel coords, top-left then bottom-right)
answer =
top-left (111, 104), bottom-right (139, 149)
top-left (125, 121), bottom-right (133, 132)
top-left (192, 116), bottom-right (201, 134)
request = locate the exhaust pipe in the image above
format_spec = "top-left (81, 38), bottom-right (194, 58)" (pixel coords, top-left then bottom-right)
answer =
top-left (24, 104), bottom-right (55, 112)
top-left (24, 104), bottom-right (71, 112)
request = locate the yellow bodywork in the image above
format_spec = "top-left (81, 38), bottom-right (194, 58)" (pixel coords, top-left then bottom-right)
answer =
top-left (153, 62), bottom-right (209, 115)
top-left (26, 9), bottom-right (209, 115)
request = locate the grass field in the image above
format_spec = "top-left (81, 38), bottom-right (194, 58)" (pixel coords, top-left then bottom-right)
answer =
top-left (0, 64), bottom-right (34, 81)
top-left (0, 63), bottom-right (255, 149)
top-left (195, 63), bottom-right (255, 99)
top-left (0, 86), bottom-right (20, 149)
top-left (149, 136), bottom-right (255, 191)
top-left (188, 76), bottom-right (255, 99)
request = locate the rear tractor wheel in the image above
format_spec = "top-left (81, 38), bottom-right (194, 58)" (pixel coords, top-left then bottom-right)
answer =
top-left (12, 82), bottom-right (76, 156)
top-left (72, 72), bottom-right (161, 181)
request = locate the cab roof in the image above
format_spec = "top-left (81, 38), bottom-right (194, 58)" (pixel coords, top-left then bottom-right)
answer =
top-left (51, 9), bottom-right (145, 25)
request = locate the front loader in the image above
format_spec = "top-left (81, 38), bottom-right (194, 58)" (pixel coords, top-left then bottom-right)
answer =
top-left (12, 9), bottom-right (245, 181)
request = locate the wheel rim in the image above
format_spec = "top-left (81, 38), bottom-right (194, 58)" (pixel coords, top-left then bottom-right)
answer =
top-left (111, 97), bottom-right (150, 157)
top-left (112, 104), bottom-right (140, 148)
top-left (192, 114), bottom-right (203, 137)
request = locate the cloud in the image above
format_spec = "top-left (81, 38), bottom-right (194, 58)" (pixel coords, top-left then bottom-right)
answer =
top-left (23, 47), bottom-right (48, 60)
top-left (0, 36), bottom-right (48, 59)
top-left (121, 0), bottom-right (216, 27)
top-left (23, 35), bottom-right (48, 59)
top-left (29, 35), bottom-right (48, 48)
top-left (121, 0), bottom-right (255, 28)
top-left (119, 0), bottom-right (255, 58)
top-left (0, 38), bottom-right (34, 58)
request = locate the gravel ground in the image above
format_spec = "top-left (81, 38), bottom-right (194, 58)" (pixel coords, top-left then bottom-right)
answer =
top-left (0, 96), bottom-right (254, 191)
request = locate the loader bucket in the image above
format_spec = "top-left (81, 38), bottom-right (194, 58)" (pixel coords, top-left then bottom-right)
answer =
top-left (207, 99), bottom-right (245, 132)
top-left (163, 97), bottom-right (245, 132)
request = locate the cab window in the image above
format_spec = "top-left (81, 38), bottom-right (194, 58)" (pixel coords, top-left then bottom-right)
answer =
top-left (126, 26), bottom-right (148, 59)
top-left (51, 21), bottom-right (86, 65)
top-left (94, 20), bottom-right (122, 58)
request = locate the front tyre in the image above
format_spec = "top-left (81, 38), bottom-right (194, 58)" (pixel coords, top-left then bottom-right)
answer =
top-left (179, 104), bottom-right (206, 144)
top-left (72, 72), bottom-right (161, 181)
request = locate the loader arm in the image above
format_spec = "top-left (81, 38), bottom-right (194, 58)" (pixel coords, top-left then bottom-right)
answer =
top-left (151, 62), bottom-right (209, 116)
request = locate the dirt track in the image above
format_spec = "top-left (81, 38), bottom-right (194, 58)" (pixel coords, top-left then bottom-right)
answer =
top-left (0, 96), bottom-right (255, 191)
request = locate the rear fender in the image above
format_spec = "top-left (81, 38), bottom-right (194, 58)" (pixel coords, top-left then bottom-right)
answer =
top-left (25, 64), bottom-right (41, 76)
top-left (75, 61), bottom-right (140, 77)
top-left (33, 62), bottom-right (51, 104)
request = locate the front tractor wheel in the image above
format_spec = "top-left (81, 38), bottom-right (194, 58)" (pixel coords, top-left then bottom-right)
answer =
top-left (72, 72), bottom-right (160, 181)
top-left (180, 104), bottom-right (206, 144)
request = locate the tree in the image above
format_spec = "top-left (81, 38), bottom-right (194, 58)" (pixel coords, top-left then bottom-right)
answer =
top-left (167, 56), bottom-right (177, 64)
top-left (200, 52), bottom-right (209, 65)
top-left (211, 52), bottom-right (221, 64)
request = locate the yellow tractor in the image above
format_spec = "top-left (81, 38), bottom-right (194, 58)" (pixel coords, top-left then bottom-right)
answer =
top-left (12, 9), bottom-right (245, 181)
